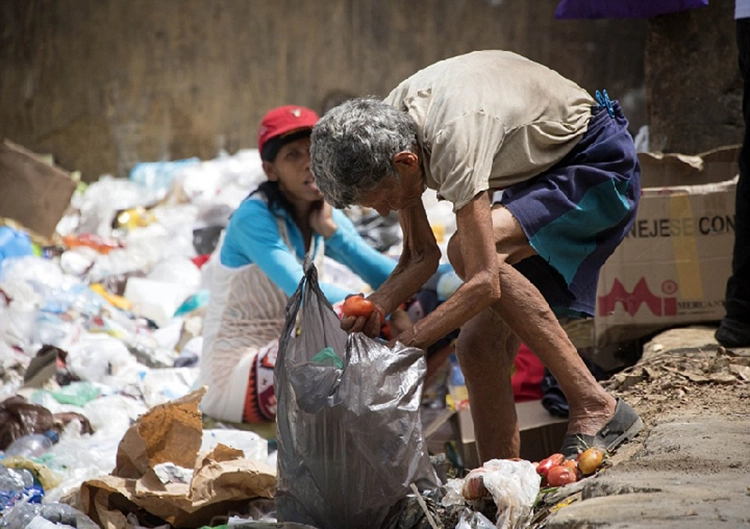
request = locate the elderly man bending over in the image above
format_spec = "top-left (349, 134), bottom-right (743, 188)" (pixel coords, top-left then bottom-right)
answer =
top-left (310, 50), bottom-right (643, 462)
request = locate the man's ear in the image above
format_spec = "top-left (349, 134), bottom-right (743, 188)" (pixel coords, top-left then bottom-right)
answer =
top-left (262, 160), bottom-right (278, 181)
top-left (393, 151), bottom-right (419, 172)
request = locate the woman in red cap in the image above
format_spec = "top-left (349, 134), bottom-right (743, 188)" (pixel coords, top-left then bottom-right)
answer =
top-left (197, 105), bottom-right (397, 423)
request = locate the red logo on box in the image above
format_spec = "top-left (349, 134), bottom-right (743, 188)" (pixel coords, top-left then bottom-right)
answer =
top-left (598, 277), bottom-right (678, 317)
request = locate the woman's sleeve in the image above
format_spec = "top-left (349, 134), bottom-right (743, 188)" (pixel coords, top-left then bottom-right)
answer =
top-left (222, 200), bottom-right (311, 297)
top-left (324, 209), bottom-right (397, 289)
top-left (222, 200), bottom-right (353, 302)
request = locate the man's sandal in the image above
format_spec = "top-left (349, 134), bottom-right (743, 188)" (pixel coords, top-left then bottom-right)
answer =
top-left (560, 398), bottom-right (643, 459)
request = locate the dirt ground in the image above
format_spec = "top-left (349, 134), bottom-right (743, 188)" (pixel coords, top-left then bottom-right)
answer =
top-left (606, 326), bottom-right (750, 426)
top-left (535, 325), bottom-right (750, 528)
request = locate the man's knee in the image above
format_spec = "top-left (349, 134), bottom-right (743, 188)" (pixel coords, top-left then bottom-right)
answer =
top-left (456, 317), bottom-right (518, 371)
top-left (491, 206), bottom-right (536, 264)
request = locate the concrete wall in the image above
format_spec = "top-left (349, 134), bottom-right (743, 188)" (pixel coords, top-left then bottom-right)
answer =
top-left (0, 0), bottom-right (648, 181)
top-left (646, 0), bottom-right (742, 154)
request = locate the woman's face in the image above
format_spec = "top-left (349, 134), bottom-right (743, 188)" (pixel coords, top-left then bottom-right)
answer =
top-left (266, 135), bottom-right (323, 205)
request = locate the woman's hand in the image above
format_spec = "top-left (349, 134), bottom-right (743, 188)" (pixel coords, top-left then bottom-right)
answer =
top-left (309, 200), bottom-right (337, 238)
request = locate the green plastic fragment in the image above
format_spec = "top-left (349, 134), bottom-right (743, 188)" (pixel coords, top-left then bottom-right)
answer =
top-left (310, 346), bottom-right (343, 368)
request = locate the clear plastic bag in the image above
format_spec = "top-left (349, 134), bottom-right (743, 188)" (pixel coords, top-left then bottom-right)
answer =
top-left (275, 261), bottom-right (438, 529)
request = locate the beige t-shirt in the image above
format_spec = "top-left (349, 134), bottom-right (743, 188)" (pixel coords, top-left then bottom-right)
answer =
top-left (383, 50), bottom-right (597, 211)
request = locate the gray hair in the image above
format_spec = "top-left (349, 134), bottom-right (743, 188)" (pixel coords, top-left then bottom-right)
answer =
top-left (310, 97), bottom-right (419, 209)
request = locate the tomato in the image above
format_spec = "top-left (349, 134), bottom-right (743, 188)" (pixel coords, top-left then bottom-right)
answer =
top-left (561, 459), bottom-right (580, 480)
top-left (536, 453), bottom-right (565, 478)
top-left (547, 464), bottom-right (578, 486)
top-left (342, 295), bottom-right (377, 318)
top-left (562, 459), bottom-right (578, 472)
top-left (342, 295), bottom-right (386, 323)
top-left (577, 447), bottom-right (605, 475)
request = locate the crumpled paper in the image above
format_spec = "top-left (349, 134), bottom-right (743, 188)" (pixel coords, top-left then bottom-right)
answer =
top-left (77, 388), bottom-right (276, 528)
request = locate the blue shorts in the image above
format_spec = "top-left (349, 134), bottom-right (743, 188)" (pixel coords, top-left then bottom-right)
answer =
top-left (500, 101), bottom-right (641, 318)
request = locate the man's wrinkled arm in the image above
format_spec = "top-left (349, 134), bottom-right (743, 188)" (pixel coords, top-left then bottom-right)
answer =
top-left (368, 200), bottom-right (441, 315)
top-left (399, 191), bottom-right (502, 349)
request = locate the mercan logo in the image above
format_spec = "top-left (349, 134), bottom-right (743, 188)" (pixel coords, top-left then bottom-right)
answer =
top-left (598, 277), bottom-right (678, 317)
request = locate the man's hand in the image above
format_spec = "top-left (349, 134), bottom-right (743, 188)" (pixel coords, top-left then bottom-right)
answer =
top-left (340, 312), bottom-right (383, 338)
top-left (340, 294), bottom-right (386, 338)
top-left (387, 307), bottom-right (414, 338)
top-left (309, 200), bottom-right (337, 238)
top-left (390, 326), bottom-right (419, 349)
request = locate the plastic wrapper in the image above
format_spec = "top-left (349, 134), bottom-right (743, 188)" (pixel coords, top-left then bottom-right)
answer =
top-left (442, 459), bottom-right (541, 529)
top-left (275, 261), bottom-right (439, 529)
top-left (64, 335), bottom-right (139, 385)
top-left (0, 226), bottom-right (34, 263)
top-left (75, 176), bottom-right (163, 236)
top-left (137, 367), bottom-right (198, 408)
top-left (1, 501), bottom-right (99, 529)
top-left (201, 429), bottom-right (269, 465)
top-left (129, 158), bottom-right (201, 198)
top-left (0, 396), bottom-right (56, 451)
top-left (0, 279), bottom-right (40, 352)
top-left (174, 150), bottom-right (266, 212)
top-left (124, 276), bottom-right (196, 328)
top-left (455, 511), bottom-right (497, 529)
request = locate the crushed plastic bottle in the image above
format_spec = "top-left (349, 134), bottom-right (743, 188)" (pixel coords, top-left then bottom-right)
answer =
top-left (1, 502), bottom-right (98, 529)
top-left (0, 466), bottom-right (43, 514)
top-left (5, 431), bottom-right (57, 459)
top-left (0, 466), bottom-right (34, 490)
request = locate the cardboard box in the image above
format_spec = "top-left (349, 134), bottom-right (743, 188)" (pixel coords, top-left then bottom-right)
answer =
top-left (424, 400), bottom-right (568, 469)
top-left (0, 139), bottom-right (76, 238)
top-left (594, 146), bottom-right (740, 347)
top-left (457, 401), bottom-right (568, 467)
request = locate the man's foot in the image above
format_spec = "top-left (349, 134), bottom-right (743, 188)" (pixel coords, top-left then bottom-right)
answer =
top-left (715, 318), bottom-right (750, 348)
top-left (560, 398), bottom-right (642, 458)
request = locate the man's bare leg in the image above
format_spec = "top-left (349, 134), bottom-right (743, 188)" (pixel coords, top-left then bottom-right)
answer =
top-left (449, 206), bottom-right (617, 457)
top-left (455, 309), bottom-right (521, 461)
top-left (491, 264), bottom-right (616, 439)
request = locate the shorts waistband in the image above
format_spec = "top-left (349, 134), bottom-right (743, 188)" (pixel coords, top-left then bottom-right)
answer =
top-left (588, 100), bottom-right (625, 134)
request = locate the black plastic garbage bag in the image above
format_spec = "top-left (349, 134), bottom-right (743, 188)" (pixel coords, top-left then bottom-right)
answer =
top-left (275, 261), bottom-right (439, 529)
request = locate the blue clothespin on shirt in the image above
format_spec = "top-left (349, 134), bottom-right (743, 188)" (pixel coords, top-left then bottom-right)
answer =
top-left (596, 89), bottom-right (615, 119)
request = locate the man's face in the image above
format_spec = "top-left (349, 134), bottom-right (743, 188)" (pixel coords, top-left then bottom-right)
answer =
top-left (357, 177), bottom-right (403, 216)
top-left (356, 154), bottom-right (425, 216)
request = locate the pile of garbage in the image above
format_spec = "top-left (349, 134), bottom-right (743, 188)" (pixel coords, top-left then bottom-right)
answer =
top-left (1, 148), bottom-right (506, 529)
top-left (1, 150), bottom-right (294, 527)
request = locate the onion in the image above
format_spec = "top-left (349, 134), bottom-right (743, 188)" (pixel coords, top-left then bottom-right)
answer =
top-left (577, 447), bottom-right (605, 475)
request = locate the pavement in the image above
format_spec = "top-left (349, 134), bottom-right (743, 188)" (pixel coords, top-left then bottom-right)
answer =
top-left (541, 327), bottom-right (750, 528)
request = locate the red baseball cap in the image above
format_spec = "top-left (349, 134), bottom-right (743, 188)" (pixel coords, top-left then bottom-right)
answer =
top-left (257, 105), bottom-right (319, 160)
